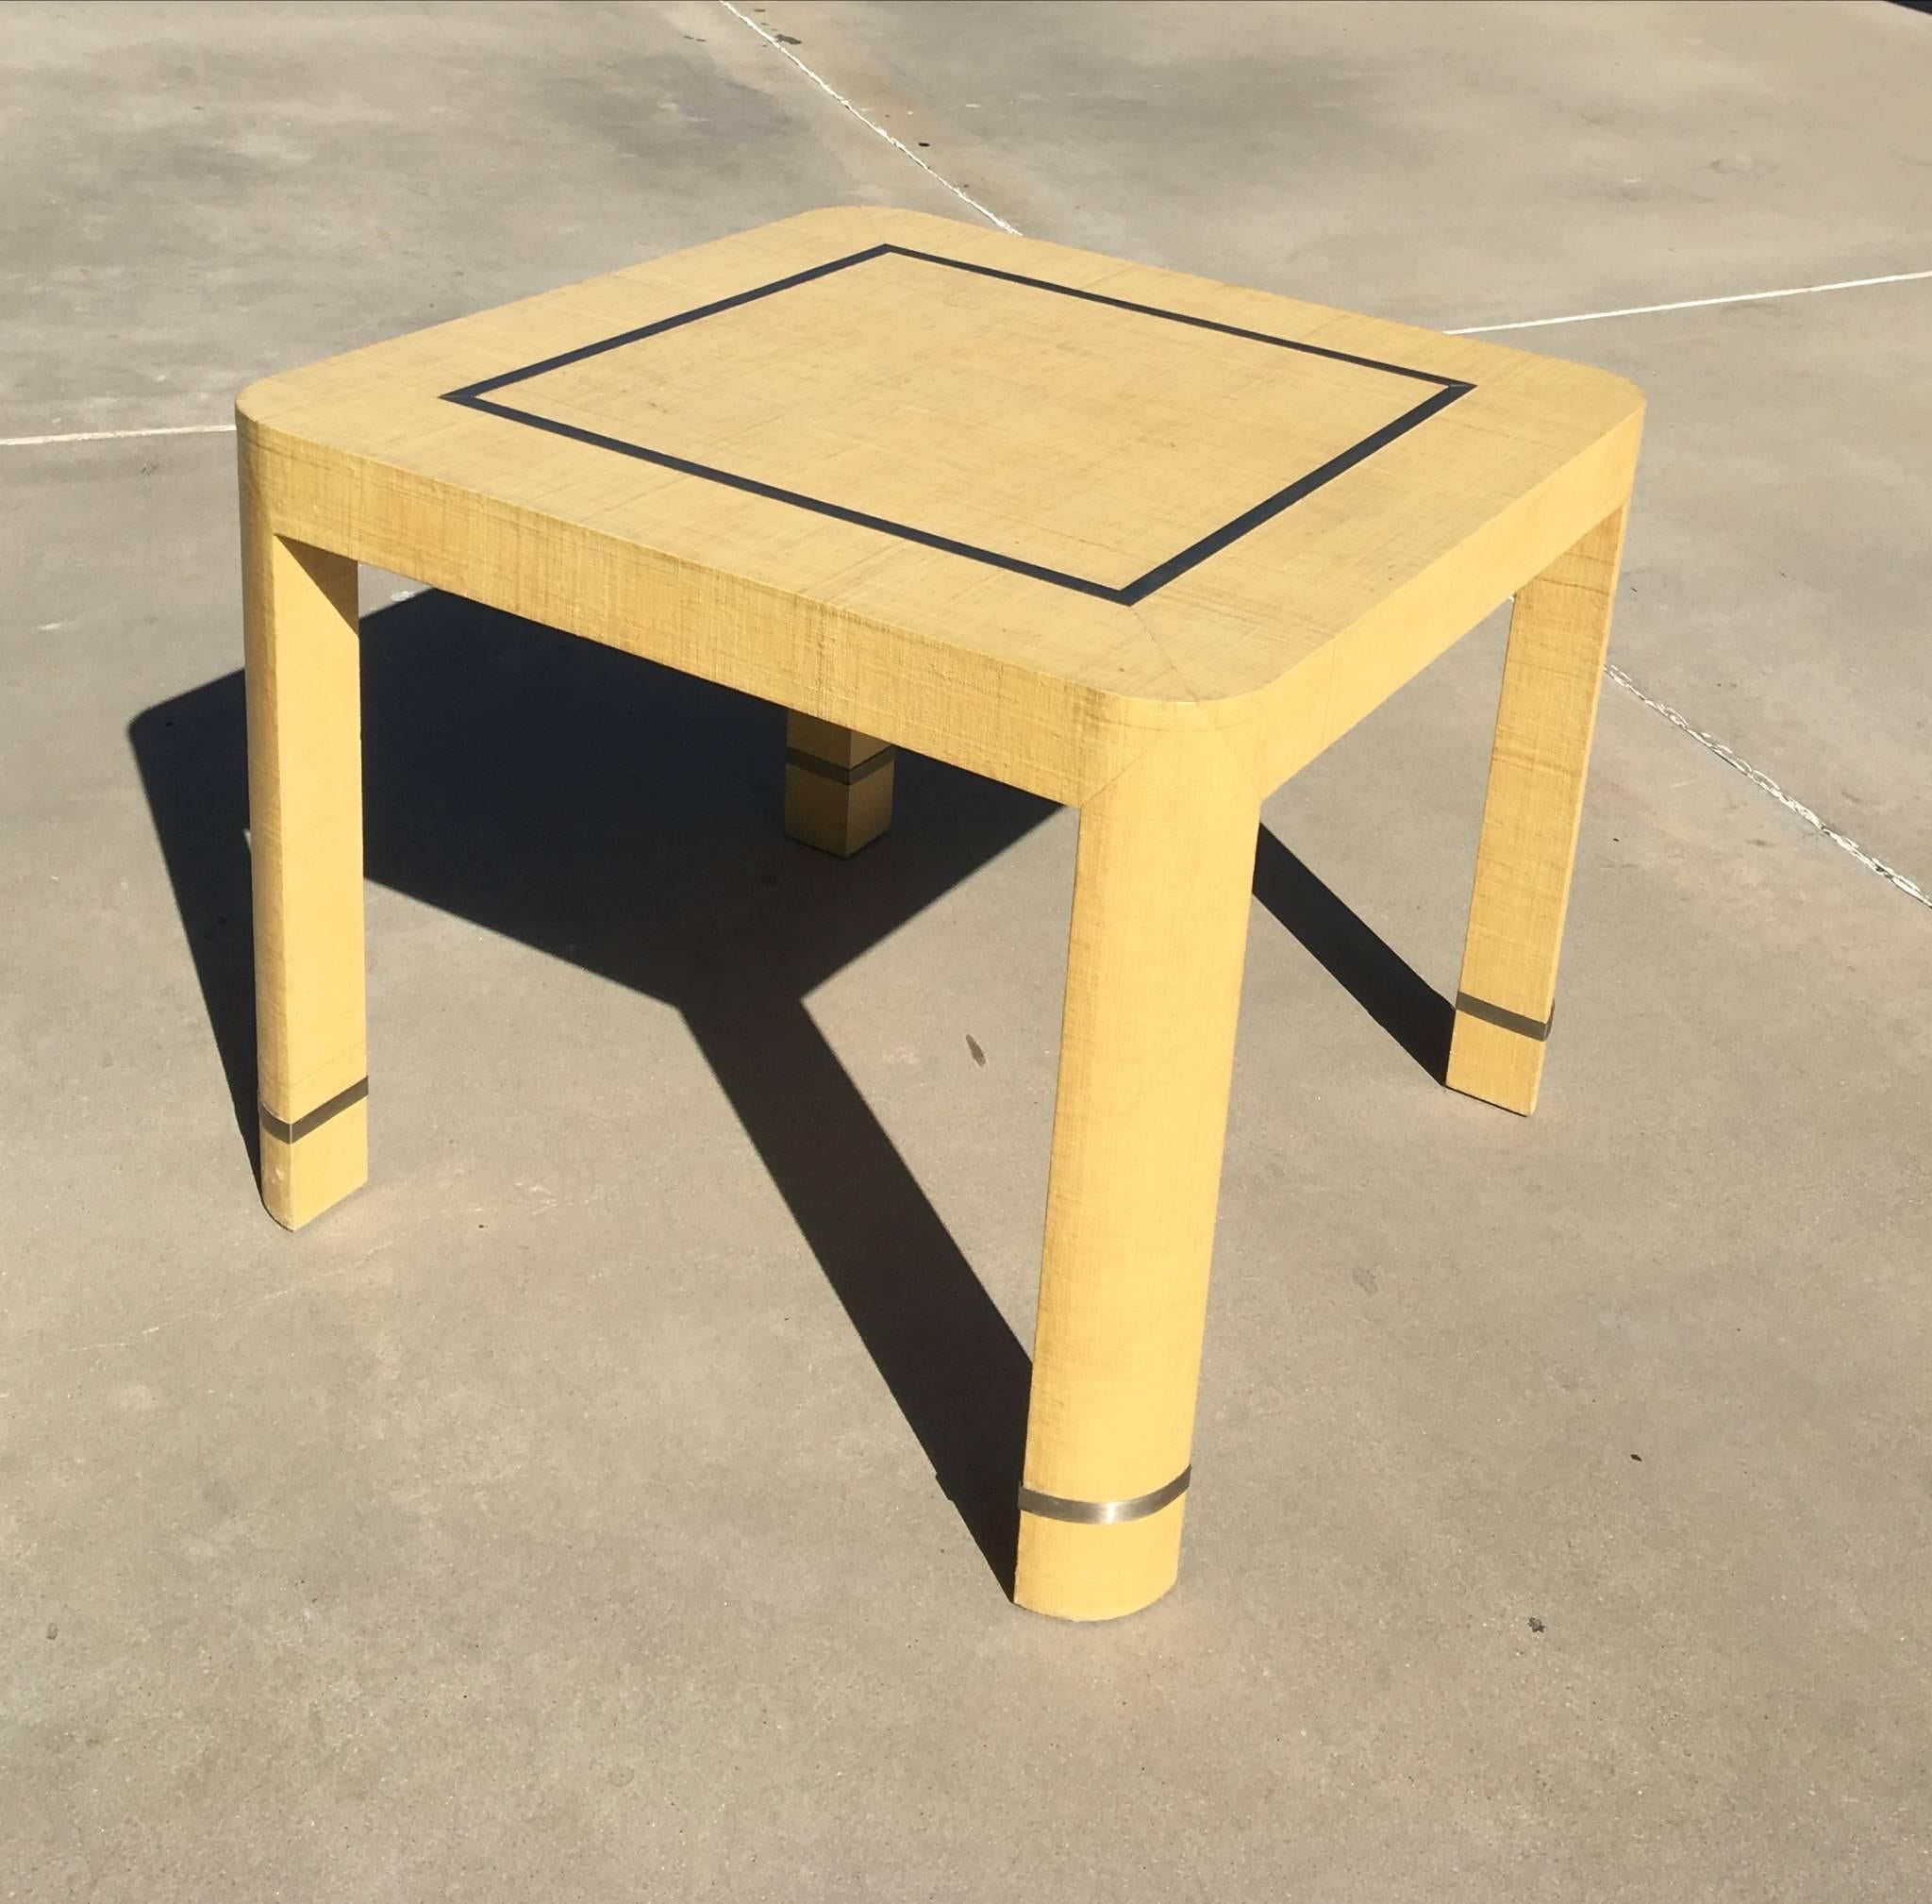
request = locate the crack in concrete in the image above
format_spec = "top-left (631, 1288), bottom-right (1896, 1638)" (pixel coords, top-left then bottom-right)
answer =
top-left (1606, 663), bottom-right (1929, 910)
top-left (9, 1244), bottom-right (397, 1375)
top-left (716, 0), bottom-right (1019, 232)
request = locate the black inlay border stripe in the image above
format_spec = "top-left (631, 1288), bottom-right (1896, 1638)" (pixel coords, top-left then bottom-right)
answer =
top-left (260, 1077), bottom-right (369, 1144)
top-left (442, 244), bottom-right (1474, 607)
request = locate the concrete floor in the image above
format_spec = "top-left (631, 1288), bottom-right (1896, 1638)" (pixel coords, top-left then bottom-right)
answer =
top-left (3, 2), bottom-right (1928, 1896)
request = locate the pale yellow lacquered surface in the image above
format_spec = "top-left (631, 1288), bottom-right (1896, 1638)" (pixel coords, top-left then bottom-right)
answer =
top-left (239, 204), bottom-right (1641, 806)
top-left (239, 205), bottom-right (1641, 1620)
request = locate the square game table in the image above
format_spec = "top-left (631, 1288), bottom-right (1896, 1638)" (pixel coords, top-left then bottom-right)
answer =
top-left (238, 207), bottom-right (1641, 1620)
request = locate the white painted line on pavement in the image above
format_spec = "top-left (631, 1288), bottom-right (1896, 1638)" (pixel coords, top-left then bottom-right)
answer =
top-left (1451, 268), bottom-right (1932, 335)
top-left (0, 421), bottom-right (235, 447)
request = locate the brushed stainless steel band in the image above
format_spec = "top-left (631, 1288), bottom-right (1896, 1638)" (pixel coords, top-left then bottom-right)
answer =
top-left (786, 743), bottom-right (895, 786)
top-left (259, 1076), bottom-right (369, 1144)
top-left (1017, 1464), bottom-right (1191, 1526)
top-left (1455, 992), bottom-right (1554, 1042)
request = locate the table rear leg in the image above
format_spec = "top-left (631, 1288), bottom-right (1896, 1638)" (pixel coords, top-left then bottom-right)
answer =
top-left (784, 712), bottom-right (894, 857)
top-left (242, 493), bottom-right (367, 1228)
top-left (1447, 505), bottom-right (1628, 1116)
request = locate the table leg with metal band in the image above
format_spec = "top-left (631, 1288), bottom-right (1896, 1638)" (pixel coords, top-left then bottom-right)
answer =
top-left (242, 517), bottom-right (369, 1233)
top-left (1448, 506), bottom-right (1628, 1117)
top-left (1015, 731), bottom-right (1258, 1621)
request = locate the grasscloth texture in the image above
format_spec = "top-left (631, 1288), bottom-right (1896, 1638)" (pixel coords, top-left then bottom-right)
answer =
top-left (242, 529), bottom-right (367, 1228)
top-left (238, 205), bottom-right (1641, 1617)
top-left (1448, 508), bottom-right (1629, 1114)
top-left (1016, 730), bottom-right (1257, 1618)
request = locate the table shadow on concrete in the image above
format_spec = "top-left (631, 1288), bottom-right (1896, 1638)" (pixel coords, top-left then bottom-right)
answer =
top-left (1251, 828), bottom-right (1454, 1083)
top-left (129, 588), bottom-right (1447, 1595)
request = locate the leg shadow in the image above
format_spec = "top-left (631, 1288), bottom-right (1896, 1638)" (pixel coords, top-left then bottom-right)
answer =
top-left (129, 672), bottom-right (258, 1172)
top-left (128, 588), bottom-right (1054, 1595)
top-left (1252, 826), bottom-right (1454, 1082)
top-left (688, 999), bottom-right (1028, 1591)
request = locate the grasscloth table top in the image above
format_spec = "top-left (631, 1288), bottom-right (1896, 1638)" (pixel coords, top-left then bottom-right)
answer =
top-left (240, 206), bottom-right (1641, 801)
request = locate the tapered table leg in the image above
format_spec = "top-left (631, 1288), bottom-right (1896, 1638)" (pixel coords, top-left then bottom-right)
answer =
top-left (242, 466), bottom-right (367, 1229)
top-left (1015, 732), bottom-right (1257, 1620)
top-left (784, 711), bottom-right (894, 857)
top-left (1448, 504), bottom-right (1629, 1116)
